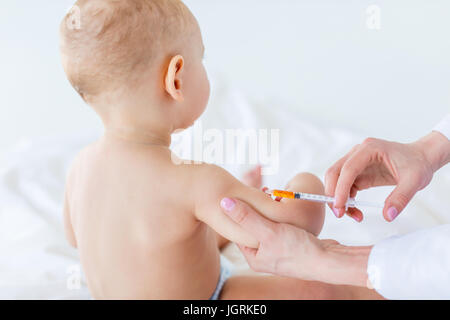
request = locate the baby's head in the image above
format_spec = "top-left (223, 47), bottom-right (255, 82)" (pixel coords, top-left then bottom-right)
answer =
top-left (60, 0), bottom-right (210, 132)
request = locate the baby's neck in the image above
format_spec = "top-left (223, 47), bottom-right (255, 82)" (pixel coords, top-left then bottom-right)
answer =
top-left (103, 126), bottom-right (172, 148)
top-left (94, 97), bottom-right (176, 148)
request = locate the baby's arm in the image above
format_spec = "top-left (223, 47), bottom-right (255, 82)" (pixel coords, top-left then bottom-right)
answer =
top-left (193, 164), bottom-right (325, 249)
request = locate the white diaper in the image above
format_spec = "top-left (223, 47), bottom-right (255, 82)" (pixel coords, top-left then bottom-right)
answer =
top-left (209, 255), bottom-right (234, 300)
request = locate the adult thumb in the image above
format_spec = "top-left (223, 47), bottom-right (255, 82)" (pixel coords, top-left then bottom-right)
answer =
top-left (383, 181), bottom-right (419, 222)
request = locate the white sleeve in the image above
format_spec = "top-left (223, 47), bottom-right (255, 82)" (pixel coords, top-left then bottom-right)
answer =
top-left (367, 224), bottom-right (450, 299)
top-left (433, 114), bottom-right (450, 140)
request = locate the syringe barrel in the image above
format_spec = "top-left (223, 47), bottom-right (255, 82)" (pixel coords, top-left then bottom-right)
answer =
top-left (296, 193), bottom-right (335, 204)
top-left (275, 191), bottom-right (383, 208)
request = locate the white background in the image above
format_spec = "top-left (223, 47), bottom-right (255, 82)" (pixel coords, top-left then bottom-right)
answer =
top-left (1, 0), bottom-right (449, 159)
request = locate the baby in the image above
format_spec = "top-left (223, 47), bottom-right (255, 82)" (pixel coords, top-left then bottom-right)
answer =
top-left (60, 0), bottom-right (378, 300)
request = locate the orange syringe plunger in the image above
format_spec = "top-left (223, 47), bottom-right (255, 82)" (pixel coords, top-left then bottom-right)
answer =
top-left (272, 190), bottom-right (296, 199)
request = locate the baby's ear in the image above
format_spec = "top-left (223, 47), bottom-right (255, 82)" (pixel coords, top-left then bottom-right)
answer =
top-left (165, 55), bottom-right (184, 102)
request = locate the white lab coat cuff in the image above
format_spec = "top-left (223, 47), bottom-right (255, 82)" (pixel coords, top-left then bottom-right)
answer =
top-left (367, 225), bottom-right (450, 299)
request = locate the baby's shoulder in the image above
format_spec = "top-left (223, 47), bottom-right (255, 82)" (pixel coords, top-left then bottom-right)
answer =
top-left (181, 162), bottom-right (241, 199)
top-left (64, 143), bottom-right (97, 192)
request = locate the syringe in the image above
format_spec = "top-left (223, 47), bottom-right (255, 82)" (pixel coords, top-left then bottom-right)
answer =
top-left (269, 190), bottom-right (384, 209)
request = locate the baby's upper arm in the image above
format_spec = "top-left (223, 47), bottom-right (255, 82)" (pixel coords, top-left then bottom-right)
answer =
top-left (192, 164), bottom-right (285, 248)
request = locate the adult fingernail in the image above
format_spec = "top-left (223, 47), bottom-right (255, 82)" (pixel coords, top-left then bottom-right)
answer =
top-left (332, 208), bottom-right (340, 218)
top-left (387, 207), bottom-right (399, 221)
top-left (221, 198), bottom-right (236, 212)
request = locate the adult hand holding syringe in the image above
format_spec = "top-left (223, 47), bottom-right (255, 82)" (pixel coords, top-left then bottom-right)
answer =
top-left (324, 134), bottom-right (446, 222)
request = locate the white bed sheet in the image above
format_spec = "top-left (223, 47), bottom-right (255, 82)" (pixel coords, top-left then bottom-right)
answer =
top-left (1, 79), bottom-right (450, 299)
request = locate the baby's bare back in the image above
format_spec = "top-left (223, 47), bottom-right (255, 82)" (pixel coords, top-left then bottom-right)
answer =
top-left (66, 139), bottom-right (221, 299)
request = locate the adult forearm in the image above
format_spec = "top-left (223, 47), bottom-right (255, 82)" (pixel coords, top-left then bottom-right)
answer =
top-left (312, 244), bottom-right (373, 287)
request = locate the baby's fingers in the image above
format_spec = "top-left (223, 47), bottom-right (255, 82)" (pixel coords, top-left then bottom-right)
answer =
top-left (237, 244), bottom-right (257, 258)
top-left (237, 244), bottom-right (263, 272)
